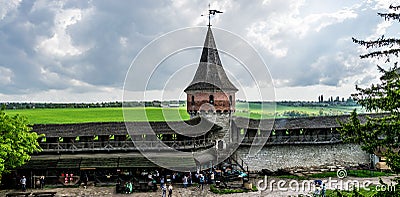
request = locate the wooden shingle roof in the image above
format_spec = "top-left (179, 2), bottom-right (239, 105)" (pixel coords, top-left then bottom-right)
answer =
top-left (19, 153), bottom-right (196, 169)
top-left (233, 113), bottom-right (388, 130)
top-left (32, 116), bottom-right (221, 137)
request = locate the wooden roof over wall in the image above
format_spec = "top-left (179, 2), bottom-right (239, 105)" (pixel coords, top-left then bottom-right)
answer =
top-left (32, 116), bottom-right (221, 138)
top-left (33, 122), bottom-right (127, 138)
top-left (19, 153), bottom-right (196, 170)
top-left (31, 113), bottom-right (388, 137)
top-left (233, 113), bottom-right (388, 130)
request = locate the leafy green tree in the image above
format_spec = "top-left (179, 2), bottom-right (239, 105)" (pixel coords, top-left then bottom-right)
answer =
top-left (339, 4), bottom-right (400, 196)
top-left (0, 108), bottom-right (42, 175)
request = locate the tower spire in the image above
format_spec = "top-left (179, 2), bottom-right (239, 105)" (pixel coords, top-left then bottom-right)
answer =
top-left (184, 27), bottom-right (238, 92)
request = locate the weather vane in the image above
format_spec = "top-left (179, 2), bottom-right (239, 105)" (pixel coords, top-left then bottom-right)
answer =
top-left (201, 4), bottom-right (223, 27)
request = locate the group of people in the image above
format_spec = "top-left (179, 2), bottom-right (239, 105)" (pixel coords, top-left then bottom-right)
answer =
top-left (161, 183), bottom-right (173, 197)
top-left (19, 175), bottom-right (45, 191)
top-left (116, 168), bottom-right (221, 195)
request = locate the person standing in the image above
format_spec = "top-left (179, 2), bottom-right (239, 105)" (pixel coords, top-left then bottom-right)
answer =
top-left (161, 184), bottom-right (167, 197)
top-left (20, 176), bottom-right (27, 192)
top-left (199, 174), bottom-right (204, 190)
top-left (172, 173), bottom-right (176, 183)
top-left (321, 183), bottom-right (326, 197)
top-left (39, 176), bottom-right (45, 189)
top-left (160, 177), bottom-right (165, 189)
top-left (168, 184), bottom-right (173, 197)
top-left (128, 181), bottom-right (133, 194)
top-left (189, 172), bottom-right (192, 186)
top-left (82, 173), bottom-right (88, 189)
top-left (182, 175), bottom-right (188, 188)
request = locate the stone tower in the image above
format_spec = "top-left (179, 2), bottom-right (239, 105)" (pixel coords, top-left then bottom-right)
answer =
top-left (184, 27), bottom-right (238, 116)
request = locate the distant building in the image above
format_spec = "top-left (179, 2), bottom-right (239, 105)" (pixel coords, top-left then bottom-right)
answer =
top-left (168, 101), bottom-right (180, 108)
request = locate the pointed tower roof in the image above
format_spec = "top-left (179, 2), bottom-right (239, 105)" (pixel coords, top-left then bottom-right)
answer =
top-left (184, 27), bottom-right (238, 92)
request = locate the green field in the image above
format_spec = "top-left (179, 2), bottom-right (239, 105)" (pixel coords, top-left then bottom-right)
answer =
top-left (4, 107), bottom-right (190, 124)
top-left (235, 102), bottom-right (363, 119)
top-left (4, 102), bottom-right (363, 124)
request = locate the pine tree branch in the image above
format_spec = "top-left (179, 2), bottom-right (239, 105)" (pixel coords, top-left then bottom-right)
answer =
top-left (353, 37), bottom-right (400, 49)
top-left (359, 48), bottom-right (400, 59)
top-left (389, 5), bottom-right (400, 11)
top-left (378, 13), bottom-right (400, 21)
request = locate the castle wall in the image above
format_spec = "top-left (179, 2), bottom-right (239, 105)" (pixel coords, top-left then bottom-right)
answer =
top-left (235, 143), bottom-right (370, 172)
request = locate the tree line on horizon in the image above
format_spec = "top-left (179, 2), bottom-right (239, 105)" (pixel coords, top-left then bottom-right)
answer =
top-left (1, 99), bottom-right (358, 110)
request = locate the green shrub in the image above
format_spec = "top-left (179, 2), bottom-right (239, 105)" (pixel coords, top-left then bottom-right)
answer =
top-left (210, 184), bottom-right (257, 194)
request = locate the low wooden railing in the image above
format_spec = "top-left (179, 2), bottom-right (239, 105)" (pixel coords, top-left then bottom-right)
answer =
top-left (39, 139), bottom-right (215, 153)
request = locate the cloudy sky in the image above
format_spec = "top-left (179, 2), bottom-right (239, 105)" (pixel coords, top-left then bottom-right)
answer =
top-left (0, 0), bottom-right (399, 102)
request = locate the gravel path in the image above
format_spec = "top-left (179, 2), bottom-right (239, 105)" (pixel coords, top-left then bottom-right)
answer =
top-left (1, 176), bottom-right (397, 197)
top-left (0, 185), bottom-right (260, 197)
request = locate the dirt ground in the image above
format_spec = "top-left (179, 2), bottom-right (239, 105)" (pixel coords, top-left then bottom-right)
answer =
top-left (0, 176), bottom-right (397, 197)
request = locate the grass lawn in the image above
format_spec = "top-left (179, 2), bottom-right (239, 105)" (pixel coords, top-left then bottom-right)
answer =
top-left (325, 187), bottom-right (378, 197)
top-left (235, 102), bottom-right (363, 119)
top-left (4, 107), bottom-right (190, 124)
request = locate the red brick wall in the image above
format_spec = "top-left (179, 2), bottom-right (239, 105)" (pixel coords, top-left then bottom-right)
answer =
top-left (186, 91), bottom-right (235, 114)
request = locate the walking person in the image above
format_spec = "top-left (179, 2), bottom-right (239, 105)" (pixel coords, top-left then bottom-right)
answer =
top-left (161, 184), bottom-right (167, 197)
top-left (168, 184), bottom-right (173, 197)
top-left (20, 176), bottom-right (27, 192)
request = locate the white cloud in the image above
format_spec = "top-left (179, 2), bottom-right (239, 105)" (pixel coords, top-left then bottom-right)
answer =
top-left (35, 2), bottom-right (90, 57)
top-left (246, 21), bottom-right (288, 58)
top-left (310, 9), bottom-right (358, 32)
top-left (0, 0), bottom-right (21, 20)
top-left (0, 87), bottom-right (123, 103)
top-left (370, 0), bottom-right (399, 10)
top-left (246, 2), bottom-right (357, 58)
top-left (0, 66), bottom-right (13, 85)
top-left (119, 37), bottom-right (128, 47)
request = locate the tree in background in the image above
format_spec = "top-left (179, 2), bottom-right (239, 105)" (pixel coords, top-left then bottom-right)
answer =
top-left (0, 107), bottom-right (42, 176)
top-left (339, 5), bottom-right (400, 196)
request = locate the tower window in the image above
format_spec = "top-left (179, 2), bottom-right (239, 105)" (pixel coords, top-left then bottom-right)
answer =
top-left (229, 95), bottom-right (233, 105)
top-left (209, 95), bottom-right (214, 105)
top-left (191, 95), bottom-right (195, 105)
